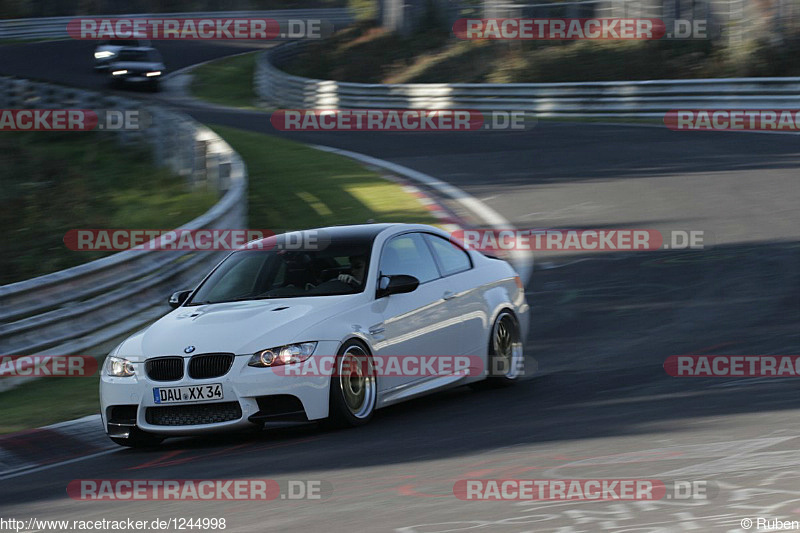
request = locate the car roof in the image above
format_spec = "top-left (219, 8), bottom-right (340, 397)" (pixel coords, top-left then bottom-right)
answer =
top-left (116, 46), bottom-right (157, 53)
top-left (242, 223), bottom-right (441, 250)
top-left (98, 38), bottom-right (147, 43)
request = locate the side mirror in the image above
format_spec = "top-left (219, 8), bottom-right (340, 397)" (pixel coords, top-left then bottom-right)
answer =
top-left (376, 275), bottom-right (420, 299)
top-left (168, 290), bottom-right (192, 309)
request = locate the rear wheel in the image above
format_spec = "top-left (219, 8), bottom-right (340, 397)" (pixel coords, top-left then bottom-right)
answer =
top-left (109, 427), bottom-right (164, 448)
top-left (326, 340), bottom-right (377, 428)
top-left (475, 311), bottom-right (524, 388)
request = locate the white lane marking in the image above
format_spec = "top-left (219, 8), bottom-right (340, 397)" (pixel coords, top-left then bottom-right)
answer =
top-left (0, 448), bottom-right (118, 481)
top-left (42, 414), bottom-right (101, 430)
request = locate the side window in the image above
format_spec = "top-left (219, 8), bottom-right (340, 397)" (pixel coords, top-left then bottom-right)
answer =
top-left (380, 233), bottom-right (440, 283)
top-left (424, 234), bottom-right (472, 276)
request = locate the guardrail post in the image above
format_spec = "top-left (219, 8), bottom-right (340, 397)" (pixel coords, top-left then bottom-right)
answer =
top-left (218, 156), bottom-right (232, 192)
top-left (149, 108), bottom-right (166, 168)
top-left (192, 138), bottom-right (209, 189)
top-left (8, 79), bottom-right (27, 108)
top-left (206, 151), bottom-right (220, 192)
top-left (0, 77), bottom-right (8, 107)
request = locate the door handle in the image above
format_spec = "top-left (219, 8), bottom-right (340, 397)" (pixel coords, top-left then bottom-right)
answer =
top-left (443, 291), bottom-right (458, 300)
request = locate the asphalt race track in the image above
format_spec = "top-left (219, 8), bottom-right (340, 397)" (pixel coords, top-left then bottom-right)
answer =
top-left (1, 40), bottom-right (799, 532)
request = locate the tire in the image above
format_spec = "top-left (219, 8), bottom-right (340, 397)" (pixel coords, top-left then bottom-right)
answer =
top-left (109, 427), bottom-right (164, 448)
top-left (326, 340), bottom-right (377, 428)
top-left (481, 310), bottom-right (525, 388)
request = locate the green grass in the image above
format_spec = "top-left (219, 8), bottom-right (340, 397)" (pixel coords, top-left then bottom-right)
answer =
top-left (0, 126), bottom-right (439, 434)
top-left (0, 374), bottom-right (101, 434)
top-left (208, 125), bottom-right (440, 229)
top-left (0, 132), bottom-right (217, 285)
top-left (191, 52), bottom-right (259, 109)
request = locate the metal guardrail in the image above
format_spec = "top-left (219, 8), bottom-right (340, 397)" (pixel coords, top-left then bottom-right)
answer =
top-left (0, 8), bottom-right (359, 392)
top-left (0, 9), bottom-right (355, 40)
top-left (256, 43), bottom-right (800, 117)
top-left (0, 78), bottom-right (248, 380)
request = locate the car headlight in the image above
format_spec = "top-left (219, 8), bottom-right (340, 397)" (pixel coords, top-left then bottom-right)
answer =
top-left (248, 342), bottom-right (317, 367)
top-left (146, 71), bottom-right (162, 77)
top-left (94, 50), bottom-right (115, 59)
top-left (106, 356), bottom-right (136, 377)
top-left (112, 69), bottom-right (128, 76)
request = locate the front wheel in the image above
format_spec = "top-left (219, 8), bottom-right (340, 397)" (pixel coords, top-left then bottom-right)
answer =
top-left (326, 340), bottom-right (377, 428)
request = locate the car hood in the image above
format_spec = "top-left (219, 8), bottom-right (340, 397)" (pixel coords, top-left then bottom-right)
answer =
top-left (116, 296), bottom-right (352, 360)
top-left (109, 61), bottom-right (164, 72)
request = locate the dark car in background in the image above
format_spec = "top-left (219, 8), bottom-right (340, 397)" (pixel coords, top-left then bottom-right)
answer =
top-left (93, 38), bottom-right (151, 70)
top-left (108, 47), bottom-right (165, 91)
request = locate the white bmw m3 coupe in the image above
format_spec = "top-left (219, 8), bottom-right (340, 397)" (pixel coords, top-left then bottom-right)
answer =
top-left (100, 224), bottom-right (529, 447)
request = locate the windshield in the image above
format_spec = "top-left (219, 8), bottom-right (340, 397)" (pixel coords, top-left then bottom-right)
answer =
top-left (187, 243), bottom-right (372, 304)
top-left (107, 39), bottom-right (140, 46)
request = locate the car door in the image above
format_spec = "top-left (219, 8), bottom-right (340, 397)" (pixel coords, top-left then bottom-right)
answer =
top-left (422, 233), bottom-right (486, 357)
top-left (372, 232), bottom-right (461, 395)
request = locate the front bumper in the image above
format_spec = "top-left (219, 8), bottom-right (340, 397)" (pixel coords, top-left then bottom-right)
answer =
top-left (111, 73), bottom-right (160, 83)
top-left (100, 341), bottom-right (339, 437)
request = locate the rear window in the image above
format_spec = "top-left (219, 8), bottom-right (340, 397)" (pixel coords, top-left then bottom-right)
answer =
top-left (424, 233), bottom-right (472, 276)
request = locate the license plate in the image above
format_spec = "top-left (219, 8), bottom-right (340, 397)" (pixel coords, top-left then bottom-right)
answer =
top-left (153, 384), bottom-right (223, 404)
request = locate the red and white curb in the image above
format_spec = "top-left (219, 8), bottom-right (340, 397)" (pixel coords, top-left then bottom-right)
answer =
top-left (382, 175), bottom-right (464, 233)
